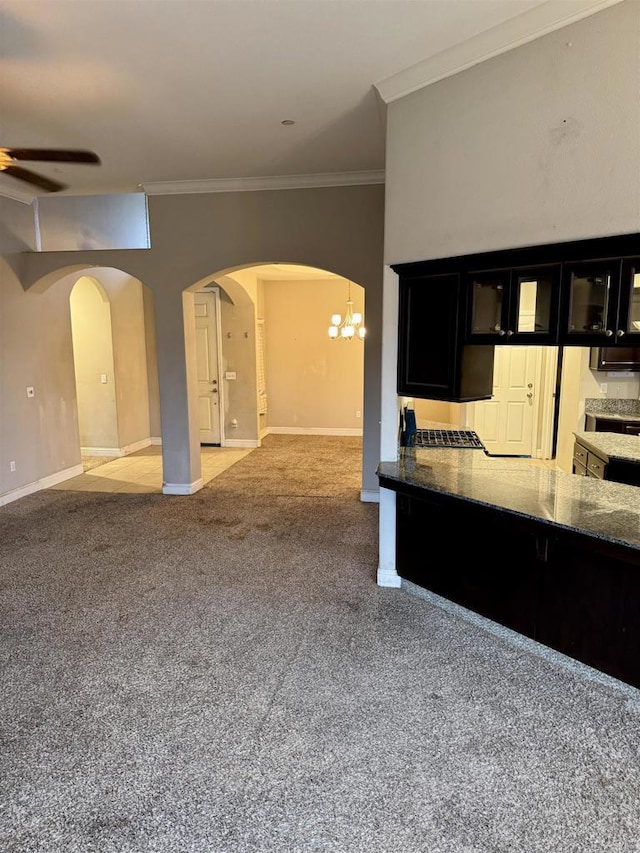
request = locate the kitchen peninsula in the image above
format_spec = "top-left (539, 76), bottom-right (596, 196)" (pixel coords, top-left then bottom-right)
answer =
top-left (377, 426), bottom-right (640, 689)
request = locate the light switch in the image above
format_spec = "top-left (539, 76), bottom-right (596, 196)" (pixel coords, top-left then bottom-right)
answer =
top-left (100, 374), bottom-right (108, 384)
top-left (26, 386), bottom-right (35, 398)
top-left (225, 371), bottom-right (237, 380)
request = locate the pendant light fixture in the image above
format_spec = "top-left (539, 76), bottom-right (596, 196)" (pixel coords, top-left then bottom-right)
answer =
top-left (328, 280), bottom-right (366, 341)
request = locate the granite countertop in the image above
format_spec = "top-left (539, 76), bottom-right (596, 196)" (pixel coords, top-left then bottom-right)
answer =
top-left (584, 397), bottom-right (640, 424)
top-left (574, 431), bottom-right (640, 464)
top-left (377, 423), bottom-right (640, 552)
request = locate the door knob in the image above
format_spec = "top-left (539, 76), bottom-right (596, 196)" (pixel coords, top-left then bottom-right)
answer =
top-left (527, 392), bottom-right (533, 399)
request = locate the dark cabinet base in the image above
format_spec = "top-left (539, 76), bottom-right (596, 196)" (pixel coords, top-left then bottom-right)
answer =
top-left (395, 489), bottom-right (640, 689)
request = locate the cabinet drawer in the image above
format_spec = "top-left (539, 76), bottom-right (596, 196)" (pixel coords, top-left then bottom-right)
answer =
top-left (573, 443), bottom-right (588, 466)
top-left (586, 453), bottom-right (606, 479)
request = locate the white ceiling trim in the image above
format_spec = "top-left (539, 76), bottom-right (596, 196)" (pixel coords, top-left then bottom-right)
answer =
top-left (142, 170), bottom-right (385, 196)
top-left (375, 0), bottom-right (623, 104)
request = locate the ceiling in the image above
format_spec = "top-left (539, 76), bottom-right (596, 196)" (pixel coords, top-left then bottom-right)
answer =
top-left (0, 0), bottom-right (617, 201)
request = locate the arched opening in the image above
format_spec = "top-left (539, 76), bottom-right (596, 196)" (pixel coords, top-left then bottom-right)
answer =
top-left (187, 262), bottom-right (366, 495)
top-left (69, 276), bottom-right (119, 461)
top-left (67, 270), bottom-right (156, 472)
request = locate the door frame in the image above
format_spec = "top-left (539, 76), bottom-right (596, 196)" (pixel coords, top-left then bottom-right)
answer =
top-left (465, 345), bottom-right (559, 459)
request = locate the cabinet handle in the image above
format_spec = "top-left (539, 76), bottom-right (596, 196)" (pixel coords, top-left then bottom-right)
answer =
top-left (605, 329), bottom-right (614, 337)
top-left (616, 329), bottom-right (625, 338)
top-left (506, 329), bottom-right (514, 336)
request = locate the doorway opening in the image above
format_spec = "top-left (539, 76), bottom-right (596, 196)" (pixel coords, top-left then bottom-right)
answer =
top-left (466, 345), bottom-right (559, 459)
top-left (189, 264), bottom-right (366, 492)
top-left (69, 276), bottom-right (119, 463)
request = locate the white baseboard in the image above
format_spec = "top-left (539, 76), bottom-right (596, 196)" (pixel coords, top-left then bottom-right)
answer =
top-left (377, 565), bottom-right (402, 588)
top-left (267, 427), bottom-right (363, 437)
top-left (150, 436), bottom-right (162, 446)
top-left (81, 437), bottom-right (153, 457)
top-left (0, 463), bottom-right (85, 507)
top-left (360, 489), bottom-right (379, 503)
top-left (223, 439), bottom-right (260, 448)
top-left (259, 426), bottom-right (270, 440)
top-left (162, 478), bottom-right (204, 496)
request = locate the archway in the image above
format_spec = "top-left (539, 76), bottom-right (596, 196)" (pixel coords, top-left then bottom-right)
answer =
top-left (69, 276), bottom-right (119, 458)
top-left (185, 262), bottom-right (366, 493)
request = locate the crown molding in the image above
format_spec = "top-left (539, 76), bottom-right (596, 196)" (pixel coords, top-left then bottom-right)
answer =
top-left (375, 0), bottom-right (623, 104)
top-left (142, 170), bottom-right (385, 196)
top-left (0, 184), bottom-right (35, 204)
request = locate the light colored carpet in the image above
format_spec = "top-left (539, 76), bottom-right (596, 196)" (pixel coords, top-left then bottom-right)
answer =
top-left (81, 455), bottom-right (113, 472)
top-left (1, 435), bottom-right (639, 853)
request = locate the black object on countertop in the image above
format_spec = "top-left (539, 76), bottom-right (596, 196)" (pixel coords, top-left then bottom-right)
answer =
top-left (400, 406), bottom-right (417, 447)
top-left (414, 428), bottom-right (485, 450)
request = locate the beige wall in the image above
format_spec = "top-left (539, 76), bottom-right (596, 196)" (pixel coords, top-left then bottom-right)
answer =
top-left (142, 286), bottom-right (162, 439)
top-left (217, 286), bottom-right (259, 441)
top-left (70, 276), bottom-right (119, 449)
top-left (412, 400), bottom-right (462, 428)
top-left (263, 278), bottom-right (365, 432)
top-left (98, 269), bottom-right (152, 449)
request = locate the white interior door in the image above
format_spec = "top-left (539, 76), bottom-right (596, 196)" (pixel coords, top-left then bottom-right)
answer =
top-left (469, 346), bottom-right (543, 456)
top-left (194, 290), bottom-right (222, 445)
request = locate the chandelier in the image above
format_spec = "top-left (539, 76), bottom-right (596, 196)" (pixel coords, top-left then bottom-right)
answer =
top-left (328, 280), bottom-right (366, 341)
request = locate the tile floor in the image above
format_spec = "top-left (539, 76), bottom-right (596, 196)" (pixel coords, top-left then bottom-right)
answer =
top-left (51, 445), bottom-right (253, 494)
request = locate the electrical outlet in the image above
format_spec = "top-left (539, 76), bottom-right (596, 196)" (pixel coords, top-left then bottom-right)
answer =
top-left (356, 410), bottom-right (361, 418)
top-left (599, 383), bottom-right (608, 394)
top-left (9, 461), bottom-right (16, 472)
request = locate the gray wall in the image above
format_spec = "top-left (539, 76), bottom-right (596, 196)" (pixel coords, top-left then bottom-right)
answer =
top-left (2, 183), bottom-right (384, 495)
top-left (385, 0), bottom-right (640, 265)
top-left (0, 259), bottom-right (80, 497)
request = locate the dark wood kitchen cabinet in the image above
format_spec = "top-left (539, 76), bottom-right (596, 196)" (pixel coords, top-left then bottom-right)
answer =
top-left (396, 491), bottom-right (538, 638)
top-left (390, 484), bottom-right (640, 689)
top-left (584, 414), bottom-right (640, 436)
top-left (465, 263), bottom-right (560, 344)
top-left (392, 233), bottom-right (640, 403)
top-left (396, 271), bottom-right (494, 401)
top-left (535, 533), bottom-right (640, 686)
top-left (559, 256), bottom-right (640, 346)
top-left (590, 346), bottom-right (640, 371)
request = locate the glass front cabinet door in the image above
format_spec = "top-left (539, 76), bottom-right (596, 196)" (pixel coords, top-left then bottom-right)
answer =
top-left (466, 265), bottom-right (560, 344)
top-left (560, 258), bottom-right (640, 345)
top-left (617, 258), bottom-right (640, 341)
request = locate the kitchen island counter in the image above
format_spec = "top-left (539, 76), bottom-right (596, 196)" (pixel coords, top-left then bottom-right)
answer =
top-left (378, 425), bottom-right (640, 688)
top-left (574, 430), bottom-right (640, 466)
top-left (378, 446), bottom-right (640, 553)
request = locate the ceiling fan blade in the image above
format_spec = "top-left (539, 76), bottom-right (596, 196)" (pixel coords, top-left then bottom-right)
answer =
top-left (1, 164), bottom-right (67, 192)
top-left (2, 148), bottom-right (100, 164)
